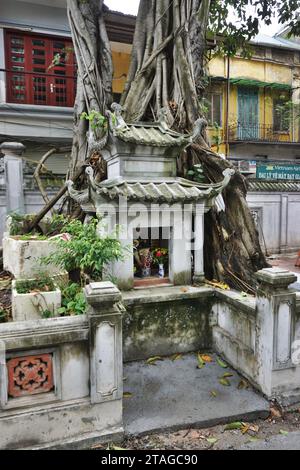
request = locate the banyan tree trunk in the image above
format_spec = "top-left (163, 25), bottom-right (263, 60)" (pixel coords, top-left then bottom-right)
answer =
top-left (121, 0), bottom-right (267, 291)
top-left (67, 0), bottom-right (113, 178)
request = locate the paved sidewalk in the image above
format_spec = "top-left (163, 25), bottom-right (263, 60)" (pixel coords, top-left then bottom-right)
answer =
top-left (123, 353), bottom-right (269, 436)
top-left (240, 431), bottom-right (300, 450)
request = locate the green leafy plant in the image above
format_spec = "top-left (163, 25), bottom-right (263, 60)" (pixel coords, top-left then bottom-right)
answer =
top-left (187, 164), bottom-right (206, 183)
top-left (57, 282), bottom-right (87, 316)
top-left (42, 218), bottom-right (125, 281)
top-left (80, 110), bottom-right (108, 131)
top-left (15, 275), bottom-right (55, 294)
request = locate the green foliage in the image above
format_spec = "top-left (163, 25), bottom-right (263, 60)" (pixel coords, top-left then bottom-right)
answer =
top-left (57, 283), bottom-right (87, 316)
top-left (187, 164), bottom-right (206, 183)
top-left (15, 275), bottom-right (55, 294)
top-left (42, 218), bottom-right (124, 281)
top-left (80, 110), bottom-right (108, 131)
top-left (8, 212), bottom-right (34, 236)
top-left (208, 0), bottom-right (300, 57)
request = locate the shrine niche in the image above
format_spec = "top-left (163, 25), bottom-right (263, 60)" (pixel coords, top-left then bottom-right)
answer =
top-left (68, 104), bottom-right (234, 290)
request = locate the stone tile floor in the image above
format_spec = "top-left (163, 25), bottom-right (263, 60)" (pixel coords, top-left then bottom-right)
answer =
top-left (123, 353), bottom-right (269, 436)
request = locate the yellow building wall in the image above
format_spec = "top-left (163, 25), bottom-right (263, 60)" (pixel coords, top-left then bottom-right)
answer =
top-left (110, 44), bottom-right (295, 150)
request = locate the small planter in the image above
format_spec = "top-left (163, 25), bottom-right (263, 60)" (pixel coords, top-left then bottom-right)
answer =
top-left (3, 236), bottom-right (63, 279)
top-left (12, 280), bottom-right (61, 322)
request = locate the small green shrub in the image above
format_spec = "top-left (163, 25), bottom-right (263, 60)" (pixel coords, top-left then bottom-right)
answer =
top-left (42, 218), bottom-right (125, 281)
top-left (57, 283), bottom-right (87, 316)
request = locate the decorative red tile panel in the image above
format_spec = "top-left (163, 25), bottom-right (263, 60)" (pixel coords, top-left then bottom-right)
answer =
top-left (7, 354), bottom-right (54, 398)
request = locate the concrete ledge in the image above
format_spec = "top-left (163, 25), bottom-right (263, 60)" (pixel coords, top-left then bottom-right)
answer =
top-left (0, 315), bottom-right (89, 350)
top-left (122, 285), bottom-right (214, 307)
top-left (215, 289), bottom-right (256, 316)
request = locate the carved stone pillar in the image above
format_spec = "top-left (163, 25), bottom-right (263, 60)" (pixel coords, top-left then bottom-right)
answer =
top-left (84, 282), bottom-right (124, 404)
top-left (0, 142), bottom-right (25, 214)
top-left (256, 267), bottom-right (297, 400)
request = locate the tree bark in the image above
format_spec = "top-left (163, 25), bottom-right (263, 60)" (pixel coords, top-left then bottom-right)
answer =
top-left (67, 0), bottom-right (113, 177)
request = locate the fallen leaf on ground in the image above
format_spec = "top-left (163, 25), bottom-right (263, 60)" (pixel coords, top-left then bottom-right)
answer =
top-left (197, 352), bottom-right (205, 369)
top-left (206, 438), bottom-right (218, 444)
top-left (171, 353), bottom-right (182, 361)
top-left (222, 372), bottom-right (233, 378)
top-left (238, 379), bottom-right (249, 390)
top-left (224, 422), bottom-right (245, 431)
top-left (279, 430), bottom-right (289, 436)
top-left (219, 378), bottom-right (231, 386)
top-left (270, 406), bottom-right (282, 419)
top-left (146, 356), bottom-right (163, 365)
top-left (216, 357), bottom-right (228, 368)
top-left (123, 392), bottom-right (133, 398)
top-left (181, 287), bottom-right (188, 293)
top-left (200, 354), bottom-right (213, 363)
top-left (210, 390), bottom-right (218, 397)
top-left (247, 437), bottom-right (260, 443)
top-left (110, 445), bottom-right (127, 450)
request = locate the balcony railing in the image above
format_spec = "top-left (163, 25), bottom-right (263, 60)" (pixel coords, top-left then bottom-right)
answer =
top-left (228, 124), bottom-right (299, 143)
top-left (3, 69), bottom-right (76, 108)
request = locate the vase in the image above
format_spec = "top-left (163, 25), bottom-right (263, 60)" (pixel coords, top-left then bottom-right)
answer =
top-left (158, 263), bottom-right (165, 278)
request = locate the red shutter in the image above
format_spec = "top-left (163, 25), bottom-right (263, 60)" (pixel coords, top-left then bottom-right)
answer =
top-left (5, 31), bottom-right (76, 107)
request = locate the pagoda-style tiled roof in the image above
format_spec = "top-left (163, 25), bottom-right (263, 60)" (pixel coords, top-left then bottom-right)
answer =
top-left (67, 169), bottom-right (234, 207)
top-left (106, 104), bottom-right (194, 148)
top-left (113, 122), bottom-right (191, 147)
top-left (248, 180), bottom-right (300, 192)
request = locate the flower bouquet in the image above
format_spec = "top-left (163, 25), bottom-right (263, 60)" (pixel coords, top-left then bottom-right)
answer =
top-left (152, 248), bottom-right (168, 278)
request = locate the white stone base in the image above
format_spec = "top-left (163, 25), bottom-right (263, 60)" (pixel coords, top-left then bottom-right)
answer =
top-left (3, 236), bottom-right (63, 279)
top-left (12, 280), bottom-right (61, 321)
top-left (0, 398), bottom-right (123, 449)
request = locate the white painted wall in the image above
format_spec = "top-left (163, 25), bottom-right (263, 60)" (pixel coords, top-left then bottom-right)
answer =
top-left (247, 191), bottom-right (300, 253)
top-left (0, 0), bottom-right (69, 35)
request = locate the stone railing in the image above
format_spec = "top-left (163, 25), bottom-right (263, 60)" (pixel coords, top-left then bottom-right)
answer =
top-left (0, 281), bottom-right (124, 450)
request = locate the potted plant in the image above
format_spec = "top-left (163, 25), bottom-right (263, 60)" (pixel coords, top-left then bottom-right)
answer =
top-left (12, 275), bottom-right (61, 321)
top-left (3, 213), bottom-right (67, 280)
top-left (152, 248), bottom-right (168, 278)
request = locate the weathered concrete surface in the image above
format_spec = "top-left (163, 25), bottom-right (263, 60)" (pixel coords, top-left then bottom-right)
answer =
top-left (240, 431), bottom-right (300, 450)
top-left (123, 353), bottom-right (269, 436)
top-left (122, 286), bottom-right (214, 362)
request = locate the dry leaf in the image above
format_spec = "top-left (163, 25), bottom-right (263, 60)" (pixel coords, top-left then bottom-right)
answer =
top-left (224, 422), bottom-right (244, 431)
top-left (201, 354), bottom-right (213, 363)
top-left (270, 406), bottom-right (282, 419)
top-left (206, 437), bottom-right (218, 444)
top-left (181, 287), bottom-right (188, 293)
top-left (238, 379), bottom-right (249, 390)
top-left (146, 356), bottom-right (162, 365)
top-left (216, 357), bottom-right (228, 368)
top-left (123, 392), bottom-right (133, 398)
top-left (210, 390), bottom-right (218, 397)
top-left (219, 378), bottom-right (231, 386)
top-left (171, 353), bottom-right (182, 361)
top-left (222, 372), bottom-right (233, 378)
top-left (197, 352), bottom-right (205, 369)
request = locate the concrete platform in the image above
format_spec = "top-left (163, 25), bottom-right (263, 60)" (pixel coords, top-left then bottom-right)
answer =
top-left (123, 353), bottom-right (269, 436)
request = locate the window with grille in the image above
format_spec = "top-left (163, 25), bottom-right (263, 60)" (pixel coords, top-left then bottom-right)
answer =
top-left (5, 30), bottom-right (76, 107)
